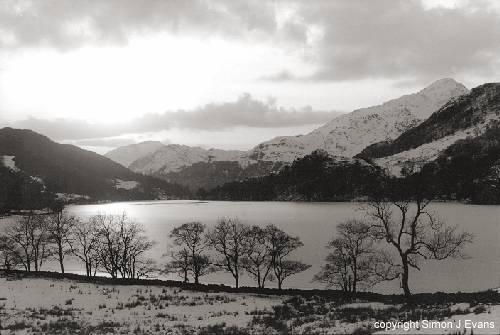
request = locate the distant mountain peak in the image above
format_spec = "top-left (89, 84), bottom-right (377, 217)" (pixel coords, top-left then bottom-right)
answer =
top-left (419, 78), bottom-right (469, 100)
top-left (245, 79), bottom-right (468, 163)
top-left (105, 141), bottom-right (166, 167)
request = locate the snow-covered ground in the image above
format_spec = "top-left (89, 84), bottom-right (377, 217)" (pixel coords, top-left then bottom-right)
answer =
top-left (375, 304), bottom-right (500, 334)
top-left (1, 274), bottom-right (497, 334)
top-left (0, 276), bottom-right (283, 334)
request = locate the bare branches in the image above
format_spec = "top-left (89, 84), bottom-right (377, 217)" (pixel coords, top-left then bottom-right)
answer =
top-left (206, 217), bottom-right (250, 288)
top-left (167, 222), bottom-right (212, 284)
top-left (266, 224), bottom-right (308, 290)
top-left (366, 195), bottom-right (473, 297)
top-left (315, 219), bottom-right (392, 293)
top-left (87, 213), bottom-right (155, 279)
top-left (3, 213), bottom-right (54, 272)
top-left (71, 217), bottom-right (101, 277)
top-left (241, 225), bottom-right (274, 289)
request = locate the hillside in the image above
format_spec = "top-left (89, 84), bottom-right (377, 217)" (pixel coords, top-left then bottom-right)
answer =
top-left (0, 128), bottom-right (189, 209)
top-left (204, 150), bottom-right (383, 201)
top-left (358, 83), bottom-right (500, 174)
top-left (159, 160), bottom-right (284, 192)
top-left (417, 126), bottom-right (500, 204)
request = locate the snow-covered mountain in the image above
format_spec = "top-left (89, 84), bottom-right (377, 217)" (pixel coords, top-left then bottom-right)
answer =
top-left (128, 144), bottom-right (245, 174)
top-left (360, 82), bottom-right (500, 175)
top-left (244, 78), bottom-right (468, 163)
top-left (105, 141), bottom-right (165, 167)
top-left (106, 78), bottom-right (468, 182)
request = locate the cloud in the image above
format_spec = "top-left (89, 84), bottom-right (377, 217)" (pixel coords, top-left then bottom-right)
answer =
top-left (10, 94), bottom-right (341, 141)
top-left (2, 0), bottom-right (499, 83)
top-left (0, 0), bottom-right (278, 49)
top-left (263, 0), bottom-right (500, 83)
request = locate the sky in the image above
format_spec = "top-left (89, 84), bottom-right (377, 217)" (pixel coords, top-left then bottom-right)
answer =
top-left (1, 0), bottom-right (499, 154)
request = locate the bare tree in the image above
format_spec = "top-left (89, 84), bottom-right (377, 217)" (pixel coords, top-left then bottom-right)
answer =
top-left (315, 220), bottom-right (373, 293)
top-left (0, 235), bottom-right (21, 271)
top-left (241, 225), bottom-right (274, 288)
top-left (169, 222), bottom-right (212, 284)
top-left (207, 217), bottom-right (250, 288)
top-left (275, 260), bottom-right (310, 289)
top-left (314, 219), bottom-right (395, 293)
top-left (365, 178), bottom-right (473, 297)
top-left (4, 213), bottom-right (53, 272)
top-left (94, 213), bottom-right (154, 279)
top-left (164, 248), bottom-right (191, 282)
top-left (314, 240), bottom-right (353, 292)
top-left (71, 216), bottom-right (101, 277)
top-left (266, 225), bottom-right (310, 290)
top-left (47, 210), bottom-right (77, 274)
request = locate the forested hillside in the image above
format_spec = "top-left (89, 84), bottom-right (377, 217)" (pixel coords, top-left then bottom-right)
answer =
top-left (0, 128), bottom-right (189, 212)
top-left (203, 150), bottom-right (383, 201)
top-left (417, 126), bottom-right (500, 204)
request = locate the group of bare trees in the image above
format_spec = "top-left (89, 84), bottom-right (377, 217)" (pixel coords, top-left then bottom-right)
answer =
top-left (1, 182), bottom-right (473, 298)
top-left (166, 218), bottom-right (310, 290)
top-left (315, 182), bottom-right (474, 297)
top-left (0, 211), bottom-right (155, 279)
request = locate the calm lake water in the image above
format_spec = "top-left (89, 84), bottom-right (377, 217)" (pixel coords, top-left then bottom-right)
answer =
top-left (64, 201), bottom-right (499, 294)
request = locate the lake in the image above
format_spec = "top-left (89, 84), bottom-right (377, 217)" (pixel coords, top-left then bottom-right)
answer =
top-left (65, 201), bottom-right (499, 294)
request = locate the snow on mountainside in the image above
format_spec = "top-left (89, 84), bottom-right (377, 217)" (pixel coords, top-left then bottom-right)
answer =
top-left (244, 78), bottom-right (469, 163)
top-left (129, 144), bottom-right (245, 174)
top-left (366, 82), bottom-right (500, 175)
top-left (1, 155), bottom-right (19, 171)
top-left (375, 127), bottom-right (477, 176)
top-left (105, 141), bottom-right (165, 167)
top-left (105, 79), bottom-right (468, 178)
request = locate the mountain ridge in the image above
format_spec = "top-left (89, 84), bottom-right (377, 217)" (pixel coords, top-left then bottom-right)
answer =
top-left (106, 78), bottom-right (468, 189)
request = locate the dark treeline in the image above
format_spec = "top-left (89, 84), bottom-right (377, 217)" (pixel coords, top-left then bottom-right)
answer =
top-left (202, 125), bottom-right (500, 204)
top-left (415, 125), bottom-right (500, 204)
top-left (202, 150), bottom-right (383, 201)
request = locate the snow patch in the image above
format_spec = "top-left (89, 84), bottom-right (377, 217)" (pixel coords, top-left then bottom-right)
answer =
top-left (1, 155), bottom-right (19, 171)
top-left (55, 193), bottom-right (90, 201)
top-left (130, 144), bottom-right (246, 174)
top-left (114, 179), bottom-right (139, 190)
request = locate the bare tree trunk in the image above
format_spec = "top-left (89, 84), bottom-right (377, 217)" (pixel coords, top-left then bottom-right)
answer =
top-left (58, 242), bottom-right (65, 274)
top-left (401, 255), bottom-right (411, 297)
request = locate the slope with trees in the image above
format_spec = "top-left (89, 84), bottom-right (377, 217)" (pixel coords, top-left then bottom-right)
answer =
top-left (0, 127), bottom-right (190, 210)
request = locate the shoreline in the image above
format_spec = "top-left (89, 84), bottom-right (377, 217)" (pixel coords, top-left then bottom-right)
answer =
top-left (1, 269), bottom-right (499, 305)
